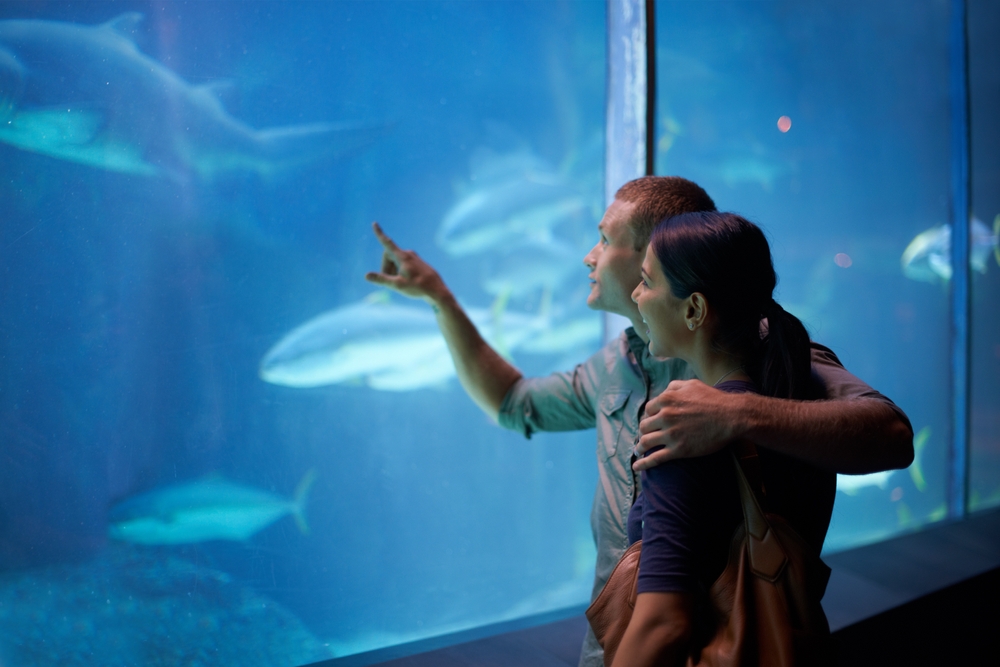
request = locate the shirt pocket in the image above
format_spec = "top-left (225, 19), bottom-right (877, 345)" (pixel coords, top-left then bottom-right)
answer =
top-left (598, 390), bottom-right (631, 460)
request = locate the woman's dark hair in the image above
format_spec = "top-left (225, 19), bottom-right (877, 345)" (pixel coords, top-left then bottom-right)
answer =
top-left (650, 211), bottom-right (811, 399)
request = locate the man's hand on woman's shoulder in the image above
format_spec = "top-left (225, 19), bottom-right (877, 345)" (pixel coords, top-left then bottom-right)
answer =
top-left (633, 380), bottom-right (747, 472)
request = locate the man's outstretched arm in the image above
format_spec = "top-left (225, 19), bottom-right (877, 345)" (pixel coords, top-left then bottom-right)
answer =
top-left (633, 379), bottom-right (913, 474)
top-left (364, 222), bottom-right (522, 420)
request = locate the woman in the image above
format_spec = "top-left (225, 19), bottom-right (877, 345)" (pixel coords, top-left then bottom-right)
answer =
top-left (610, 211), bottom-right (836, 666)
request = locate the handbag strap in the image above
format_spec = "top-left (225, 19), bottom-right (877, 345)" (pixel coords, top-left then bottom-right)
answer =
top-left (731, 441), bottom-right (789, 581)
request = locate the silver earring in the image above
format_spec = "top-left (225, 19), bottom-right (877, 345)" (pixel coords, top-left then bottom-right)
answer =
top-left (688, 322), bottom-right (694, 330)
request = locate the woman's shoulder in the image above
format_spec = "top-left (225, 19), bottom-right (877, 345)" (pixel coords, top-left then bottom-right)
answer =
top-left (714, 379), bottom-right (759, 395)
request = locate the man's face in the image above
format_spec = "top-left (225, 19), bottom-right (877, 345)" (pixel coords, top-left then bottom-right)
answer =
top-left (583, 199), bottom-right (645, 319)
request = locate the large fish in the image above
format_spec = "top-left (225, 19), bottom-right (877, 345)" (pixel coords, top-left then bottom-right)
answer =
top-left (259, 294), bottom-right (549, 390)
top-left (481, 239), bottom-right (582, 300)
top-left (436, 149), bottom-right (588, 257)
top-left (0, 14), bottom-right (382, 180)
top-left (260, 296), bottom-right (454, 390)
top-left (901, 215), bottom-right (1000, 283)
top-left (108, 470), bottom-right (317, 545)
top-left (835, 426), bottom-right (931, 496)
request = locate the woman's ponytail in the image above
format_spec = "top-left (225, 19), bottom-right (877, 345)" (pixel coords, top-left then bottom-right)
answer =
top-left (759, 299), bottom-right (812, 400)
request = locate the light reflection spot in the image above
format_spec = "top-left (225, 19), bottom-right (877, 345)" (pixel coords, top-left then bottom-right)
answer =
top-left (777, 115), bottom-right (792, 132)
top-left (834, 253), bottom-right (853, 268)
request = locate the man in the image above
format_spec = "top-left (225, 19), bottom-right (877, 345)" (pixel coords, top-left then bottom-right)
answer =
top-left (365, 175), bottom-right (913, 667)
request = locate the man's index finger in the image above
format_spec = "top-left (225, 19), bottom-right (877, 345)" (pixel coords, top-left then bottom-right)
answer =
top-left (371, 222), bottom-right (402, 259)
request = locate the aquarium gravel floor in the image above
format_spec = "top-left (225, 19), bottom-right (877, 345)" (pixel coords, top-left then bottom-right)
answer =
top-left (0, 547), bottom-right (332, 666)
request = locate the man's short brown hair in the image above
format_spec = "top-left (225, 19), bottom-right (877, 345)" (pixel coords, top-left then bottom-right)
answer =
top-left (615, 176), bottom-right (716, 249)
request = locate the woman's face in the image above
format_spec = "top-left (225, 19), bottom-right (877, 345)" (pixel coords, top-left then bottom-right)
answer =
top-left (631, 246), bottom-right (691, 359)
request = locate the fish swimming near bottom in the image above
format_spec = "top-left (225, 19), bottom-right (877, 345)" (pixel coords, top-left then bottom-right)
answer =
top-left (108, 470), bottom-right (316, 545)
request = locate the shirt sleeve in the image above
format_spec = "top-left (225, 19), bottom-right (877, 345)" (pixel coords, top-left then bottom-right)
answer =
top-left (636, 451), bottom-right (738, 594)
top-left (497, 340), bottom-right (610, 438)
top-left (809, 342), bottom-right (912, 431)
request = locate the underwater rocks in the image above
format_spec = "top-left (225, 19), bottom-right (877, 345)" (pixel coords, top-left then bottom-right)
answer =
top-left (0, 547), bottom-right (332, 666)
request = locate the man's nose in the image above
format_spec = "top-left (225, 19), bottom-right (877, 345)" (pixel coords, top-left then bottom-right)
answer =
top-left (583, 244), bottom-right (599, 269)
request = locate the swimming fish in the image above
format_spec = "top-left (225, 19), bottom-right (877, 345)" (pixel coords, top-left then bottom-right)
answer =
top-left (481, 239), bottom-right (581, 300)
top-left (836, 425), bottom-right (931, 496)
top-left (901, 215), bottom-right (1000, 283)
top-left (835, 470), bottom-right (895, 496)
top-left (436, 149), bottom-right (587, 257)
top-left (716, 154), bottom-right (790, 191)
top-left (517, 315), bottom-right (602, 355)
top-left (0, 14), bottom-right (383, 180)
top-left (108, 470), bottom-right (317, 545)
top-left (909, 426), bottom-right (930, 492)
top-left (260, 294), bottom-right (551, 390)
top-left (260, 296), bottom-right (453, 390)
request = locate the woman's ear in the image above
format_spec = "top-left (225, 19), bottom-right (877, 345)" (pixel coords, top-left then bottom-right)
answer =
top-left (686, 293), bottom-right (708, 331)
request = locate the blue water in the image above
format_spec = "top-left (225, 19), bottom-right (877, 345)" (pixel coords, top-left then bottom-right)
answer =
top-left (654, 0), bottom-right (963, 550)
top-left (0, 1), bottom-right (605, 662)
top-left (0, 1), bottom-right (998, 664)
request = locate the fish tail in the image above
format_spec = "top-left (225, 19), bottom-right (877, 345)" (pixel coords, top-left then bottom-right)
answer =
top-left (490, 288), bottom-right (513, 360)
top-left (994, 215), bottom-right (1000, 268)
top-left (909, 426), bottom-right (930, 492)
top-left (292, 468), bottom-right (318, 535)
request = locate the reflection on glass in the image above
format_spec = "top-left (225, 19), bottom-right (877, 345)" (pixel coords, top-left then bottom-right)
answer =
top-left (655, 0), bottom-right (952, 552)
top-left (0, 1), bottom-right (605, 662)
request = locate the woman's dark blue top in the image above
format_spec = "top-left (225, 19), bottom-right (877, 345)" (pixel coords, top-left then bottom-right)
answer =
top-left (626, 379), bottom-right (836, 595)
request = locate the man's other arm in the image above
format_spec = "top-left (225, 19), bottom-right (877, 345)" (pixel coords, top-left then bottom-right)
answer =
top-left (634, 344), bottom-right (913, 474)
top-left (365, 223), bottom-right (521, 420)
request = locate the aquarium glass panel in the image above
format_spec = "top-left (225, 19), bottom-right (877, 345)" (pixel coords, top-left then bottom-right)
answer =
top-left (654, 0), bottom-right (952, 552)
top-left (969, 0), bottom-right (1000, 513)
top-left (0, 0), bottom-right (606, 662)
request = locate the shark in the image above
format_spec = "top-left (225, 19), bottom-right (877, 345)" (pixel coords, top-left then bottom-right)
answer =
top-left (108, 470), bottom-right (317, 545)
top-left (481, 238), bottom-right (582, 301)
top-left (0, 13), bottom-right (383, 180)
top-left (259, 296), bottom-right (455, 390)
top-left (436, 149), bottom-right (589, 257)
top-left (259, 293), bottom-right (552, 391)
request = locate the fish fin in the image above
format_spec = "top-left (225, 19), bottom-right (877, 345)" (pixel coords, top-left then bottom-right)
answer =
top-left (538, 287), bottom-right (553, 325)
top-left (364, 291), bottom-right (391, 305)
top-left (994, 215), bottom-right (1000, 268)
top-left (909, 426), bottom-right (930, 492)
top-left (292, 469), bottom-right (318, 535)
top-left (490, 288), bottom-right (513, 360)
top-left (103, 12), bottom-right (144, 39)
top-left (197, 80), bottom-right (239, 105)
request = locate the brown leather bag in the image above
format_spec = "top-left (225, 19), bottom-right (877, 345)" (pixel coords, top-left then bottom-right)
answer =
top-left (585, 444), bottom-right (834, 667)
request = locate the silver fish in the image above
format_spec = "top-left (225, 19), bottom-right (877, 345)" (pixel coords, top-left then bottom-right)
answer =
top-left (901, 215), bottom-right (1000, 283)
top-left (108, 470), bottom-right (316, 545)
top-left (0, 14), bottom-right (382, 180)
top-left (260, 294), bottom-right (550, 390)
top-left (436, 149), bottom-right (587, 257)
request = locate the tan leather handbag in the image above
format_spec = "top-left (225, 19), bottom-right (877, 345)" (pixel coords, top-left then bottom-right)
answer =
top-left (585, 444), bottom-right (834, 667)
